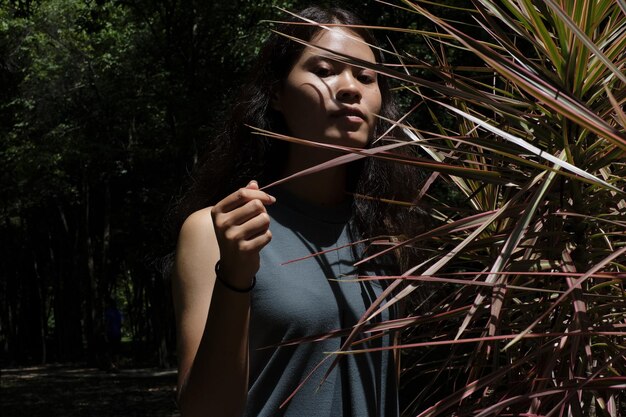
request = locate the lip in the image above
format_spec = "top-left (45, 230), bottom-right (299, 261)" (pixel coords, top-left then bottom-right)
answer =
top-left (331, 107), bottom-right (367, 122)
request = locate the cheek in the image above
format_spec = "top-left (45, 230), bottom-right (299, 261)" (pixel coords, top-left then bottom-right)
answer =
top-left (291, 83), bottom-right (325, 111)
top-left (372, 88), bottom-right (383, 115)
top-left (282, 85), bottom-right (326, 121)
top-left (278, 89), bottom-right (321, 135)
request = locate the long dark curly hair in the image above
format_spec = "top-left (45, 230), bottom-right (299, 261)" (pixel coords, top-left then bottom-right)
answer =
top-left (171, 6), bottom-right (426, 271)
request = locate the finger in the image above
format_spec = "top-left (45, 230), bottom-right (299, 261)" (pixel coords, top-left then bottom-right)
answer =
top-left (217, 199), bottom-right (266, 229)
top-left (217, 187), bottom-right (275, 213)
top-left (239, 211), bottom-right (271, 240)
top-left (245, 180), bottom-right (259, 190)
top-left (221, 210), bottom-right (269, 243)
top-left (238, 229), bottom-right (272, 253)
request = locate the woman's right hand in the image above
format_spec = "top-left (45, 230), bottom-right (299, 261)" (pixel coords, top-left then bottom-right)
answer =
top-left (210, 180), bottom-right (275, 287)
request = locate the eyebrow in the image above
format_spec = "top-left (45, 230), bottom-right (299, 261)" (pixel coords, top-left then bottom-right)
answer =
top-left (302, 55), bottom-right (334, 65)
top-left (302, 54), bottom-right (377, 68)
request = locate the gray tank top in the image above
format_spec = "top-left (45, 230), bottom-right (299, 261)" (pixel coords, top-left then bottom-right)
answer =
top-left (246, 188), bottom-right (398, 417)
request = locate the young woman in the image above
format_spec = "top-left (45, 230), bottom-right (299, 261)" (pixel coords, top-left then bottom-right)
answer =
top-left (172, 6), bottom-right (422, 417)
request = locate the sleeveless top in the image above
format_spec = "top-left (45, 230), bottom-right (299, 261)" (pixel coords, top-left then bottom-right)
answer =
top-left (245, 188), bottom-right (399, 417)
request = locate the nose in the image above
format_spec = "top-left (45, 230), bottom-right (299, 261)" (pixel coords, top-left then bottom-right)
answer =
top-left (335, 70), bottom-right (361, 103)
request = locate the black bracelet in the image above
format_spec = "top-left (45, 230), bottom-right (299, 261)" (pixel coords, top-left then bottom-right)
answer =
top-left (214, 260), bottom-right (256, 293)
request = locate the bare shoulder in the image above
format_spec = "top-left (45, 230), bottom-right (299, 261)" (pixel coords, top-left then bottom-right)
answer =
top-left (175, 207), bottom-right (220, 286)
top-left (179, 207), bottom-right (215, 241)
top-left (172, 207), bottom-right (220, 392)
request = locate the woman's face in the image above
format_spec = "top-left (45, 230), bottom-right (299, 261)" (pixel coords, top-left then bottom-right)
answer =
top-left (273, 28), bottom-right (382, 148)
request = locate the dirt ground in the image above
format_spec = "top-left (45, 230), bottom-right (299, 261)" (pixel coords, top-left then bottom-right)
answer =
top-left (1, 364), bottom-right (180, 417)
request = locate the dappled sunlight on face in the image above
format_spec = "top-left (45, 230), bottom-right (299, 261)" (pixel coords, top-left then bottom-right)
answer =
top-left (272, 28), bottom-right (382, 149)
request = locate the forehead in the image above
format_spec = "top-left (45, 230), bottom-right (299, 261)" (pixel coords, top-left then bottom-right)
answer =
top-left (299, 27), bottom-right (377, 64)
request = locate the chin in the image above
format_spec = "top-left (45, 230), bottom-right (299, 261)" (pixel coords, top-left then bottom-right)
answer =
top-left (340, 134), bottom-right (369, 149)
top-left (325, 130), bottom-right (369, 149)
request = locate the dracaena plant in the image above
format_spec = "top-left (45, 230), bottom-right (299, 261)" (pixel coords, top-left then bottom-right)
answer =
top-left (257, 1), bottom-right (625, 416)
top-left (377, 0), bottom-right (625, 415)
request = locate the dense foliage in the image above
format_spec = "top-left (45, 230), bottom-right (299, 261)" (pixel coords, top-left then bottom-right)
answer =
top-left (0, 0), bottom-right (432, 366)
top-left (290, 1), bottom-right (624, 415)
top-left (1, 0), bottom-right (303, 366)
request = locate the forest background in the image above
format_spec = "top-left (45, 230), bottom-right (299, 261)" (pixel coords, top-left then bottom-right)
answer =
top-left (2, 0), bottom-right (441, 368)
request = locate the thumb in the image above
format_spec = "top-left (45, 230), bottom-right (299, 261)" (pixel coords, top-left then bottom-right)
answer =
top-left (246, 180), bottom-right (259, 190)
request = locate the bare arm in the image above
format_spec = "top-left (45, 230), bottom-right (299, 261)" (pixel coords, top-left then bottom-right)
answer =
top-left (172, 181), bottom-right (275, 417)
